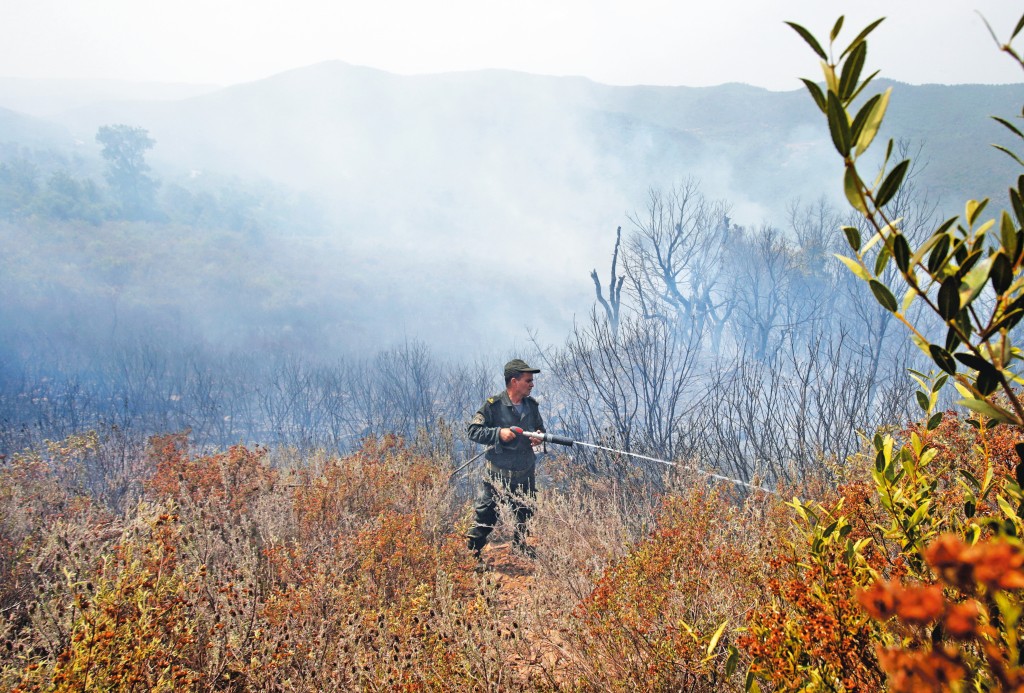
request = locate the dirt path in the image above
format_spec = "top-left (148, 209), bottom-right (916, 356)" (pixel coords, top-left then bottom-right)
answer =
top-left (477, 541), bottom-right (574, 686)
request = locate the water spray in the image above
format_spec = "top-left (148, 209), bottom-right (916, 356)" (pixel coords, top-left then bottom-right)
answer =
top-left (510, 427), bottom-right (777, 496)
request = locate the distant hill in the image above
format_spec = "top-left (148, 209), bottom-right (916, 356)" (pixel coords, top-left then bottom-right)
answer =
top-left (34, 64), bottom-right (1023, 218)
top-left (0, 107), bottom-right (72, 147)
top-left (0, 77), bottom-right (219, 118)
top-left (0, 65), bottom-right (1021, 352)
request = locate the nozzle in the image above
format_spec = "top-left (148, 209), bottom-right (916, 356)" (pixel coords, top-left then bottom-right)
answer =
top-left (511, 427), bottom-right (574, 447)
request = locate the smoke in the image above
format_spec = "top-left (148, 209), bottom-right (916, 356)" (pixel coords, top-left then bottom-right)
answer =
top-left (1, 67), bottom-right (1015, 377)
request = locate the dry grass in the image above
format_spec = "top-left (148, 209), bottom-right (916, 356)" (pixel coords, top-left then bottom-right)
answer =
top-left (0, 431), bottom-right (785, 691)
top-left (6, 412), bottom-right (1020, 691)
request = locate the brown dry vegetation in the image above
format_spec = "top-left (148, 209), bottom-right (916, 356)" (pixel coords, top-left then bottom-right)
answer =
top-left (2, 410), bottom-right (1024, 691)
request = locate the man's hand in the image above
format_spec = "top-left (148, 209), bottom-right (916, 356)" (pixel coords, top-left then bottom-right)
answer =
top-left (500, 427), bottom-right (543, 446)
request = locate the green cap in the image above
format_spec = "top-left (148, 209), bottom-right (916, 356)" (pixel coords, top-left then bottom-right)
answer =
top-left (503, 359), bottom-right (540, 379)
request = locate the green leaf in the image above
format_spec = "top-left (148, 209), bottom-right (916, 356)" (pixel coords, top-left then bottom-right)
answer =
top-left (746, 669), bottom-right (763, 693)
top-left (726, 645), bottom-right (739, 676)
top-left (957, 248), bottom-right (984, 277)
top-left (847, 69), bottom-right (881, 106)
top-left (927, 412), bottom-right (943, 430)
top-left (959, 253), bottom-right (996, 310)
top-left (842, 225), bottom-right (862, 251)
top-left (927, 234), bottom-right (951, 274)
top-left (955, 351), bottom-right (993, 372)
top-left (874, 244), bottom-right (892, 276)
top-left (929, 344), bottom-right (957, 374)
top-left (892, 234), bottom-right (911, 272)
top-left (840, 18), bottom-right (886, 59)
top-left (850, 93), bottom-right (880, 150)
top-left (869, 280), bottom-right (897, 311)
top-left (830, 16), bottom-right (845, 42)
top-left (827, 91), bottom-right (852, 157)
top-left (844, 167), bottom-right (868, 215)
top-left (992, 251), bottom-right (1013, 294)
top-left (915, 390), bottom-right (929, 411)
top-left (938, 277), bottom-right (960, 320)
top-left (990, 309), bottom-right (1024, 335)
top-left (998, 495), bottom-right (1017, 521)
top-left (902, 286), bottom-right (918, 313)
top-left (1001, 209), bottom-right (1020, 259)
top-left (907, 500), bottom-right (931, 530)
top-left (799, 78), bottom-right (827, 113)
top-left (959, 398), bottom-right (1015, 425)
top-left (993, 144), bottom-right (1024, 168)
top-left (862, 228), bottom-right (886, 253)
top-left (983, 464), bottom-right (995, 495)
top-left (875, 159), bottom-right (910, 208)
top-left (993, 115), bottom-right (1024, 139)
top-left (786, 22), bottom-right (828, 61)
top-left (944, 326), bottom-right (961, 353)
top-left (853, 87), bottom-right (891, 157)
top-left (955, 309), bottom-right (973, 341)
top-left (966, 199), bottom-right (990, 228)
top-left (960, 468), bottom-right (981, 490)
top-left (1011, 188), bottom-right (1024, 229)
top-left (976, 366), bottom-right (1000, 396)
top-left (835, 253), bottom-right (872, 281)
top-left (838, 40), bottom-right (866, 102)
top-left (909, 232), bottom-right (944, 270)
top-left (788, 497), bottom-right (808, 520)
top-left (934, 216), bottom-right (960, 237)
top-left (707, 620), bottom-right (727, 656)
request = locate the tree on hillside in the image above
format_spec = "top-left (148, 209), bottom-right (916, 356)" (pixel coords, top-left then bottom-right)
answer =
top-left (37, 170), bottom-right (104, 223)
top-left (0, 157), bottom-right (39, 219)
top-left (621, 182), bottom-right (733, 348)
top-left (96, 124), bottom-right (159, 220)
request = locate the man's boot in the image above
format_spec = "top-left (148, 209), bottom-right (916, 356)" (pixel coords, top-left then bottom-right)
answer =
top-left (467, 537), bottom-right (487, 572)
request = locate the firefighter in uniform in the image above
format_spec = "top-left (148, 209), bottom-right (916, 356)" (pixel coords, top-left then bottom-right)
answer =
top-left (466, 359), bottom-right (545, 559)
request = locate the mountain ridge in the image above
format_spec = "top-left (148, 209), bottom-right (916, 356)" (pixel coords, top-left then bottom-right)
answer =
top-left (2, 64), bottom-right (1022, 351)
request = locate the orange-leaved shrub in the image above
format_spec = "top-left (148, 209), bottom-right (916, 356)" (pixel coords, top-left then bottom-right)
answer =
top-left (741, 409), bottom-right (1024, 692)
top-left (569, 484), bottom-right (772, 692)
top-left (2, 432), bottom-right (532, 691)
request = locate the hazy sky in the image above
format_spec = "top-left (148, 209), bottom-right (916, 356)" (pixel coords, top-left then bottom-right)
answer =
top-left (2, 1), bottom-right (1022, 89)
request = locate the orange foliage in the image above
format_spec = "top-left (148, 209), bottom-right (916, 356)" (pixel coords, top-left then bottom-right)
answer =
top-left (144, 433), bottom-right (277, 519)
top-left (10, 404), bottom-right (1024, 691)
top-left (573, 487), bottom-right (764, 691)
top-left (743, 409), bottom-right (1024, 692)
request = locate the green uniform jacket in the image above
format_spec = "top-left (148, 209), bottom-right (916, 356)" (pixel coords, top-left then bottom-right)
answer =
top-left (467, 391), bottom-right (546, 473)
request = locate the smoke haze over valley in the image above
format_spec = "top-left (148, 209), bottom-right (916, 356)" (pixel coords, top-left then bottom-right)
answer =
top-left (2, 64), bottom-right (1022, 356)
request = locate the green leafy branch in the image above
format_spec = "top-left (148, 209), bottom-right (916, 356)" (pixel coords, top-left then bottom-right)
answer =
top-left (788, 14), bottom-right (1024, 427)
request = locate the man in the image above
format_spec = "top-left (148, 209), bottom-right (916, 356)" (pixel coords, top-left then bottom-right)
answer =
top-left (466, 358), bottom-right (545, 560)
